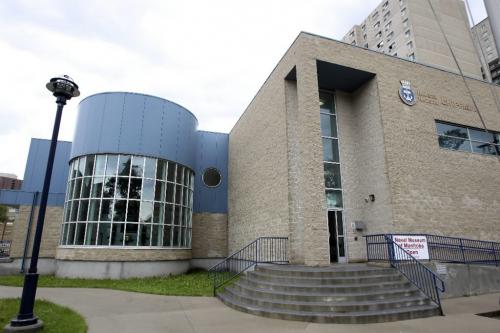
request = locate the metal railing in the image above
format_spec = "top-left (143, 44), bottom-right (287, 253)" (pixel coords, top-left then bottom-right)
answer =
top-left (208, 236), bottom-right (288, 294)
top-left (0, 240), bottom-right (11, 258)
top-left (384, 235), bottom-right (445, 315)
top-left (366, 234), bottom-right (500, 266)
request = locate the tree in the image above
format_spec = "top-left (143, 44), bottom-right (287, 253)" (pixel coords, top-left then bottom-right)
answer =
top-left (0, 204), bottom-right (8, 242)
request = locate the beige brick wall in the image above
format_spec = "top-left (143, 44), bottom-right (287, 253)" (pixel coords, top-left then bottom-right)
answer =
top-left (10, 205), bottom-right (63, 258)
top-left (55, 247), bottom-right (191, 261)
top-left (192, 213), bottom-right (227, 258)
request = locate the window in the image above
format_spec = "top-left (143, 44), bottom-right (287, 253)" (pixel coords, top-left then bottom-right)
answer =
top-left (385, 21), bottom-right (392, 31)
top-left (407, 40), bottom-right (413, 50)
top-left (376, 31), bottom-right (382, 39)
top-left (408, 53), bottom-right (415, 61)
top-left (393, 53), bottom-right (398, 57)
top-left (202, 168), bottom-right (222, 187)
top-left (364, 43), bottom-right (369, 48)
top-left (372, 11), bottom-right (379, 19)
top-left (377, 40), bottom-right (384, 48)
top-left (351, 40), bottom-right (356, 45)
top-left (405, 30), bottom-right (411, 38)
top-left (361, 24), bottom-right (366, 31)
top-left (403, 18), bottom-right (409, 28)
top-left (349, 31), bottom-right (355, 38)
top-left (387, 31), bottom-right (394, 41)
top-left (382, 1), bottom-right (389, 9)
top-left (61, 154), bottom-right (194, 248)
top-left (383, 11), bottom-right (391, 21)
top-left (436, 121), bottom-right (500, 156)
top-left (388, 42), bottom-right (396, 51)
top-left (374, 21), bottom-right (380, 29)
top-left (401, 7), bottom-right (407, 16)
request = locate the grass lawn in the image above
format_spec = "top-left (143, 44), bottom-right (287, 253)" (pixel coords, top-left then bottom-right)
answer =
top-left (0, 271), bottom-right (213, 297)
top-left (0, 298), bottom-right (87, 333)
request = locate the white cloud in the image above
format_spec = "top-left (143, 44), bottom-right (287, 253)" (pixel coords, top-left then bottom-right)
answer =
top-left (0, 0), bottom-right (488, 178)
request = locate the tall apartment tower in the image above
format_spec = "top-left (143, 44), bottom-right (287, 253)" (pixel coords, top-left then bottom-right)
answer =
top-left (342, 0), bottom-right (483, 79)
top-left (472, 18), bottom-right (500, 84)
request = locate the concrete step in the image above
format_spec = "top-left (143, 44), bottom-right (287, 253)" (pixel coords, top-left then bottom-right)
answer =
top-left (247, 270), bottom-right (404, 285)
top-left (255, 264), bottom-right (397, 278)
top-left (231, 281), bottom-right (423, 302)
top-left (218, 291), bottom-right (441, 324)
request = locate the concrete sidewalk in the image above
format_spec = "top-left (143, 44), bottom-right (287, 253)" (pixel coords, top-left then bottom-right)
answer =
top-left (1, 286), bottom-right (499, 333)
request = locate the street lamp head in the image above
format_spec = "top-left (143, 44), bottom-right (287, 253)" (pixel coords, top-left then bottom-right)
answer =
top-left (46, 74), bottom-right (80, 100)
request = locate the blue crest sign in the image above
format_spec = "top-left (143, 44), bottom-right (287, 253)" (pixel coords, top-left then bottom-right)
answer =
top-left (399, 80), bottom-right (416, 106)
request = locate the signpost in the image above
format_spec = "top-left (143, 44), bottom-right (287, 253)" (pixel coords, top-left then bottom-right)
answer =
top-left (393, 235), bottom-right (429, 260)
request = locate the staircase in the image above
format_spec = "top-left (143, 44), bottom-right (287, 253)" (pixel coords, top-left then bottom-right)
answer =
top-left (216, 263), bottom-right (441, 324)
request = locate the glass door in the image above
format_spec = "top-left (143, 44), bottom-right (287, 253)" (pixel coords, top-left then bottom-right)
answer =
top-left (328, 210), bottom-right (346, 263)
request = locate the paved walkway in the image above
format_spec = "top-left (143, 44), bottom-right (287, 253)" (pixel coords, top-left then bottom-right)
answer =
top-left (1, 287), bottom-right (499, 333)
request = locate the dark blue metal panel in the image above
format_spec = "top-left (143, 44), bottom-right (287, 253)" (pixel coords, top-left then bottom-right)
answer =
top-left (0, 139), bottom-right (71, 207)
top-left (70, 92), bottom-right (198, 170)
top-left (193, 131), bottom-right (228, 213)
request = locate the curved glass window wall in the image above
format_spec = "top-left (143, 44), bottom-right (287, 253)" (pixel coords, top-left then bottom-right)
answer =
top-left (60, 154), bottom-right (194, 248)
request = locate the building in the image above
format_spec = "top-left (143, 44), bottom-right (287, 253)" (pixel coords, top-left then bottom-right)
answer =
top-left (0, 173), bottom-right (22, 190)
top-left (342, 0), bottom-right (483, 80)
top-left (472, 16), bottom-right (500, 85)
top-left (1, 30), bottom-right (499, 278)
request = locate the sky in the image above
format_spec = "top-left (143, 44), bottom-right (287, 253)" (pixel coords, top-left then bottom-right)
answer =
top-left (0, 0), bottom-right (488, 179)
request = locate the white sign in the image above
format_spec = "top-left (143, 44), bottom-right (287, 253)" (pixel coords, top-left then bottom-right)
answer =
top-left (393, 235), bottom-right (429, 260)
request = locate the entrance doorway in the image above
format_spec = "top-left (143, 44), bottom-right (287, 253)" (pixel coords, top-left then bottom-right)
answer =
top-left (328, 210), bottom-right (345, 263)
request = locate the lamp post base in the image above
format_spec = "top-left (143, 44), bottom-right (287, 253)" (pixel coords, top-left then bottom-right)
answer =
top-left (4, 320), bottom-right (43, 333)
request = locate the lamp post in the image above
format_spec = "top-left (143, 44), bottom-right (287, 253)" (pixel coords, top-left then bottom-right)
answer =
top-left (4, 75), bottom-right (79, 332)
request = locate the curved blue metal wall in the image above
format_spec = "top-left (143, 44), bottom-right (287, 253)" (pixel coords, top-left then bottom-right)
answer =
top-left (70, 92), bottom-right (199, 170)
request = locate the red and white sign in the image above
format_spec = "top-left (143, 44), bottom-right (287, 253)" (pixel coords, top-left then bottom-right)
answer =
top-left (393, 235), bottom-right (429, 260)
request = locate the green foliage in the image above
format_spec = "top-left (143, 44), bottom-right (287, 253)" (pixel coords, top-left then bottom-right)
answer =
top-left (0, 205), bottom-right (7, 223)
top-left (0, 298), bottom-right (87, 333)
top-left (0, 271), bottom-right (213, 297)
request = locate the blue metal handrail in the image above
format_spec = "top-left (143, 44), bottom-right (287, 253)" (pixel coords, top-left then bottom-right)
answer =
top-left (208, 236), bottom-right (288, 294)
top-left (384, 235), bottom-right (445, 315)
top-left (366, 233), bottom-right (500, 266)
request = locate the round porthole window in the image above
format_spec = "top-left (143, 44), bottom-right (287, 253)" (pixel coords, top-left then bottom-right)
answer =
top-left (202, 167), bottom-right (222, 187)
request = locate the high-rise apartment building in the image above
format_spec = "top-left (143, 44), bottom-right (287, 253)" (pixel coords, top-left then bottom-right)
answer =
top-left (472, 17), bottom-right (499, 84)
top-left (342, 0), bottom-right (483, 80)
top-left (0, 173), bottom-right (22, 190)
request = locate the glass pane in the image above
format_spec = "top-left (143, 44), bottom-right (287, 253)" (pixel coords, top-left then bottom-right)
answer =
top-left (71, 159), bottom-right (79, 178)
top-left (144, 158), bottom-right (156, 179)
top-left (142, 179), bottom-right (155, 201)
top-left (67, 180), bottom-right (75, 201)
top-left (164, 204), bottom-right (174, 225)
top-left (323, 138), bottom-right (340, 162)
top-left (182, 207), bottom-right (189, 227)
top-left (97, 223), bottom-right (111, 246)
top-left (127, 200), bottom-right (140, 222)
top-left (156, 160), bottom-right (167, 180)
top-left (167, 163), bottom-right (176, 182)
top-left (118, 155), bottom-right (131, 176)
top-left (180, 227), bottom-right (186, 247)
top-left (438, 136), bottom-right (471, 152)
top-left (131, 156), bottom-right (144, 177)
top-left (111, 223), bottom-right (125, 246)
top-left (173, 226), bottom-right (180, 246)
top-left (436, 122), bottom-right (468, 139)
top-left (175, 185), bottom-right (182, 204)
top-left (471, 142), bottom-right (496, 155)
top-left (84, 155), bottom-right (94, 176)
top-left (81, 177), bottom-right (91, 198)
top-left (336, 211), bottom-right (344, 236)
top-left (100, 200), bottom-right (113, 221)
top-left (190, 173), bottom-right (194, 190)
top-left (166, 183), bottom-right (174, 203)
top-left (125, 223), bottom-right (138, 246)
top-left (319, 92), bottom-right (335, 114)
top-left (469, 129), bottom-right (494, 143)
top-left (338, 237), bottom-right (345, 257)
top-left (103, 177), bottom-right (116, 198)
top-left (64, 203), bottom-right (71, 222)
top-left (78, 200), bottom-right (89, 221)
top-left (77, 156), bottom-right (86, 177)
top-left (155, 181), bottom-right (166, 201)
top-left (115, 177), bottom-right (129, 199)
top-left (153, 203), bottom-right (164, 224)
top-left (140, 201), bottom-right (153, 223)
top-left (73, 179), bottom-right (82, 199)
top-left (60, 223), bottom-right (69, 245)
top-left (91, 177), bottom-right (103, 198)
top-left (113, 200), bottom-right (127, 221)
top-left (138, 224), bottom-right (151, 246)
top-left (95, 155), bottom-right (106, 176)
top-left (324, 163), bottom-right (341, 189)
top-left (152, 224), bottom-right (162, 246)
top-left (75, 223), bottom-right (86, 245)
top-left (67, 223), bottom-right (76, 245)
top-left (163, 225), bottom-right (172, 246)
top-left (174, 205), bottom-right (181, 225)
top-left (183, 187), bottom-right (189, 206)
top-left (105, 155), bottom-right (118, 176)
top-left (85, 223), bottom-right (98, 245)
top-left (88, 199), bottom-right (100, 221)
top-left (70, 201), bottom-right (79, 221)
top-left (176, 166), bottom-right (184, 184)
top-left (129, 178), bottom-right (142, 199)
top-left (326, 190), bottom-right (343, 209)
top-left (320, 113), bottom-right (337, 138)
